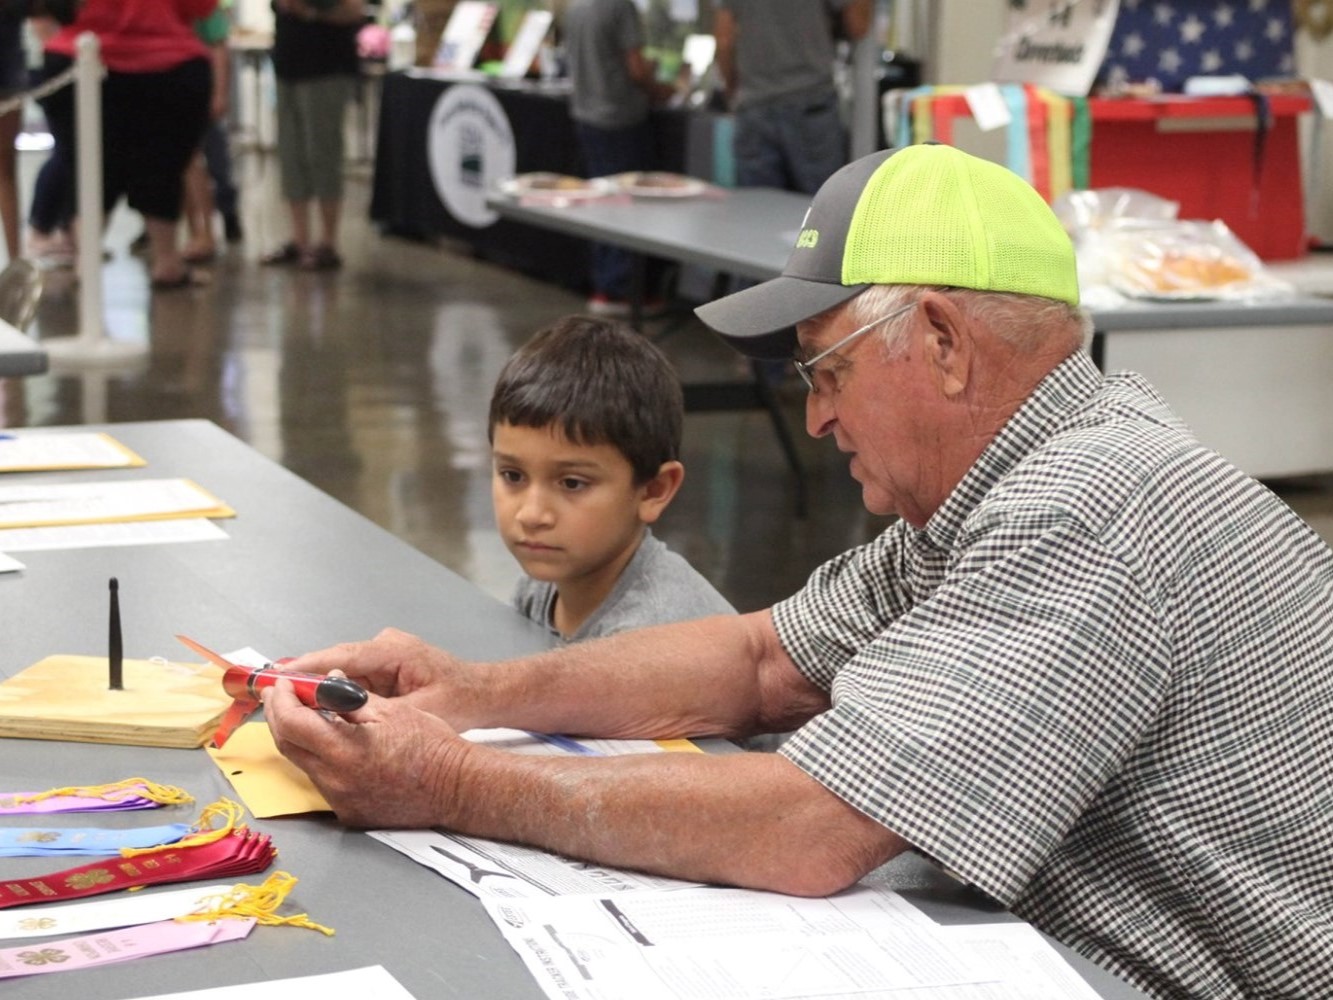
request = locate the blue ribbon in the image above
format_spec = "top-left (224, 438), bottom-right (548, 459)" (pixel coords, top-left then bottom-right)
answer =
top-left (0, 823), bottom-right (191, 857)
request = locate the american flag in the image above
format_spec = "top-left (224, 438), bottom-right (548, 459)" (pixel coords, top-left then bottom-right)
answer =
top-left (1095, 0), bottom-right (1296, 92)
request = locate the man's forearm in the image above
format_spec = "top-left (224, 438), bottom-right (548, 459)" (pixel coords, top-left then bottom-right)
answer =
top-left (445, 739), bottom-right (905, 895)
top-left (465, 611), bottom-right (810, 740)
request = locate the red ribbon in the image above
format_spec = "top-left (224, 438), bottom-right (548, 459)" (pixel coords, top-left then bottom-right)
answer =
top-left (0, 829), bottom-right (275, 909)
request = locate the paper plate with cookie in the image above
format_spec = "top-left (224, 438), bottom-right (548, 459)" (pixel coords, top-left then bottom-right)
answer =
top-left (613, 171), bottom-right (709, 198)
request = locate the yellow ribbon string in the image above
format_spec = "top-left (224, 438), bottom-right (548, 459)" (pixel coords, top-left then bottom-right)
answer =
top-left (14, 777), bottom-right (194, 807)
top-left (120, 797), bottom-right (245, 858)
top-left (177, 871), bottom-right (335, 936)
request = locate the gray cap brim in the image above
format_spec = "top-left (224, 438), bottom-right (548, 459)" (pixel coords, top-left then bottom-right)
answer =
top-left (694, 276), bottom-right (868, 360)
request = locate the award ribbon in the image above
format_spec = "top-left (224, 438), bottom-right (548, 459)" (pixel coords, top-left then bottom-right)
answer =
top-left (0, 883), bottom-right (238, 940)
top-left (0, 799), bottom-right (275, 909)
top-left (0, 824), bottom-right (192, 857)
top-left (0, 917), bottom-right (255, 979)
top-left (0, 872), bottom-right (333, 940)
top-left (0, 829), bottom-right (276, 908)
top-left (179, 870), bottom-right (334, 935)
top-left (0, 778), bottom-right (193, 815)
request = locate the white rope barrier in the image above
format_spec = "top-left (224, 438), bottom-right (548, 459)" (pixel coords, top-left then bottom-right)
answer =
top-left (42, 32), bottom-right (148, 369)
top-left (0, 65), bottom-right (80, 118)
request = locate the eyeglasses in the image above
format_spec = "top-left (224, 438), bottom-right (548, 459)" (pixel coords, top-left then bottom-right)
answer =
top-left (792, 301), bottom-right (917, 393)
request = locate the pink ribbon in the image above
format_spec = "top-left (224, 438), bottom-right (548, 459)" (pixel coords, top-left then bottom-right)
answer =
top-left (0, 917), bottom-right (255, 979)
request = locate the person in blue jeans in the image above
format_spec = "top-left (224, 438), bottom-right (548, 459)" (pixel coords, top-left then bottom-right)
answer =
top-left (713, 0), bottom-right (869, 383)
top-left (562, 0), bottom-right (672, 316)
top-left (713, 0), bottom-right (870, 196)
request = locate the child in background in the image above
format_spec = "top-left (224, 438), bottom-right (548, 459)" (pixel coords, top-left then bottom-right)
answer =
top-left (181, 0), bottom-right (237, 264)
top-left (489, 315), bottom-right (735, 642)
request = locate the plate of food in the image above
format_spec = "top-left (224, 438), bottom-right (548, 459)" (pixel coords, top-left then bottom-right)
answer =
top-left (614, 172), bottom-right (709, 198)
top-left (499, 173), bottom-right (618, 200)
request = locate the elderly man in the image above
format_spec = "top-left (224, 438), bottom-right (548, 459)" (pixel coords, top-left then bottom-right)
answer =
top-left (266, 145), bottom-right (1333, 999)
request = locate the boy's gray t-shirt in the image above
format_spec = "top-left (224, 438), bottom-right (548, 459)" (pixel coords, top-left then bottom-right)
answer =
top-left (511, 530), bottom-right (735, 642)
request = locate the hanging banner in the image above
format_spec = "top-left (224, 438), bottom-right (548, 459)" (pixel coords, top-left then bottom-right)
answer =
top-left (992, 0), bottom-right (1120, 97)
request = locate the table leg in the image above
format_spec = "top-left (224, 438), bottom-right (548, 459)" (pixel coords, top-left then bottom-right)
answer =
top-left (629, 257), bottom-right (808, 517)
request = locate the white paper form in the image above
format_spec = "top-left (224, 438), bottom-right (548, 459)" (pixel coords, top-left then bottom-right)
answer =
top-left (934, 924), bottom-right (1105, 1000)
top-left (0, 518), bottom-right (228, 552)
top-left (0, 479), bottom-right (232, 530)
top-left (370, 828), bottom-right (702, 900)
top-left (0, 432), bottom-right (146, 472)
top-left (482, 883), bottom-right (1016, 1000)
top-left (125, 965), bottom-right (418, 1000)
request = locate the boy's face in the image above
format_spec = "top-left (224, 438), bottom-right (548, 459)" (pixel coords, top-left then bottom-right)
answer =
top-left (491, 422), bottom-right (653, 591)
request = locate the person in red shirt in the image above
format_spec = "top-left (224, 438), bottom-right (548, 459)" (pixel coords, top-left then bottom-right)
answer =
top-left (39, 0), bottom-right (216, 287)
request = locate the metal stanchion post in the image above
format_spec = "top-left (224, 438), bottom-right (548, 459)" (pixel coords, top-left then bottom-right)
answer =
top-left (44, 32), bottom-right (149, 370)
top-left (74, 30), bottom-right (103, 345)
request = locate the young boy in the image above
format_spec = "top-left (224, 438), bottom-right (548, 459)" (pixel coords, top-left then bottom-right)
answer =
top-left (489, 315), bottom-right (735, 642)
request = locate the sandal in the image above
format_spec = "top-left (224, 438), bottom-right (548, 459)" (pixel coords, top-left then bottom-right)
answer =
top-left (150, 268), bottom-right (208, 290)
top-left (300, 245), bottom-right (342, 271)
top-left (261, 242), bottom-right (303, 266)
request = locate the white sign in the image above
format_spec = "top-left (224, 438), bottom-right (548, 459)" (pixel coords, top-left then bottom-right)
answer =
top-left (427, 83), bottom-right (516, 228)
top-left (992, 0), bottom-right (1120, 97)
top-left (1311, 78), bottom-right (1333, 120)
top-left (500, 11), bottom-right (553, 79)
top-left (434, 0), bottom-right (498, 72)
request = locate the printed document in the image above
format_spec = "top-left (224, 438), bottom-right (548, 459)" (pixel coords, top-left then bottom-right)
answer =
top-left (483, 884), bottom-right (1106, 1000)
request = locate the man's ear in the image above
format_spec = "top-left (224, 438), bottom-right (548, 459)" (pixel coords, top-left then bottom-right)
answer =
top-left (638, 461), bottom-right (685, 524)
top-left (918, 293), bottom-right (972, 398)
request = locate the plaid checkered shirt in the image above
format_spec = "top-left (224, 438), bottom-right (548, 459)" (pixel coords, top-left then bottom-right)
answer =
top-left (776, 351), bottom-right (1333, 998)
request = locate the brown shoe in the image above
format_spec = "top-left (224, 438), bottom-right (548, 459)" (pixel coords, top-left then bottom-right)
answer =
top-left (300, 245), bottom-right (342, 271)
top-left (261, 242), bottom-right (302, 266)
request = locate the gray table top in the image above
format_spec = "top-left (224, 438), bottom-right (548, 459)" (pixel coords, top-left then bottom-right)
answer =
top-left (0, 420), bottom-right (1145, 999)
top-left (488, 186), bottom-right (1333, 332)
top-left (0, 318), bottom-right (47, 377)
top-left (489, 186), bottom-right (810, 283)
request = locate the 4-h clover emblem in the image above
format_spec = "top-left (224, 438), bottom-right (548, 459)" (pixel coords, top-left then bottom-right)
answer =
top-left (65, 869), bottom-right (115, 890)
top-left (18, 917), bottom-right (58, 931)
top-left (18, 831), bottom-right (60, 843)
top-left (19, 947), bottom-right (69, 966)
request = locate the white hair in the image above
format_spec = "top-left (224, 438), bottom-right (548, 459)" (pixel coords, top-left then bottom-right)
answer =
top-left (840, 284), bottom-right (1091, 358)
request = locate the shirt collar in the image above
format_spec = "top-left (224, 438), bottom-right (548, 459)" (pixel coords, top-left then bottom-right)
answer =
top-left (923, 351), bottom-right (1103, 551)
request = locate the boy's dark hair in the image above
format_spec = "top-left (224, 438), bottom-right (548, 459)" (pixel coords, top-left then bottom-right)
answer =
top-left (488, 316), bottom-right (683, 484)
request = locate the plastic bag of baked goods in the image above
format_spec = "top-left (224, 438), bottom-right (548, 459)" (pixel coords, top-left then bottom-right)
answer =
top-left (1055, 188), bottom-right (1183, 307)
top-left (1052, 187), bottom-right (1179, 233)
top-left (1090, 218), bottom-right (1293, 301)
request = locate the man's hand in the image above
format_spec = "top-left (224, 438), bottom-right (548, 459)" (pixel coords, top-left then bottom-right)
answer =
top-left (263, 676), bottom-right (470, 829)
top-left (280, 627), bottom-right (475, 725)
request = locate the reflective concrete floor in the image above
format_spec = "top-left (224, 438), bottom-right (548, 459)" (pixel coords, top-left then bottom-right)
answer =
top-left (5, 147), bottom-right (1333, 612)
top-left (2, 148), bottom-right (889, 611)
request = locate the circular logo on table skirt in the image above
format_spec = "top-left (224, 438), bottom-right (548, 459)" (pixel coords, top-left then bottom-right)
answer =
top-left (426, 84), bottom-right (516, 229)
